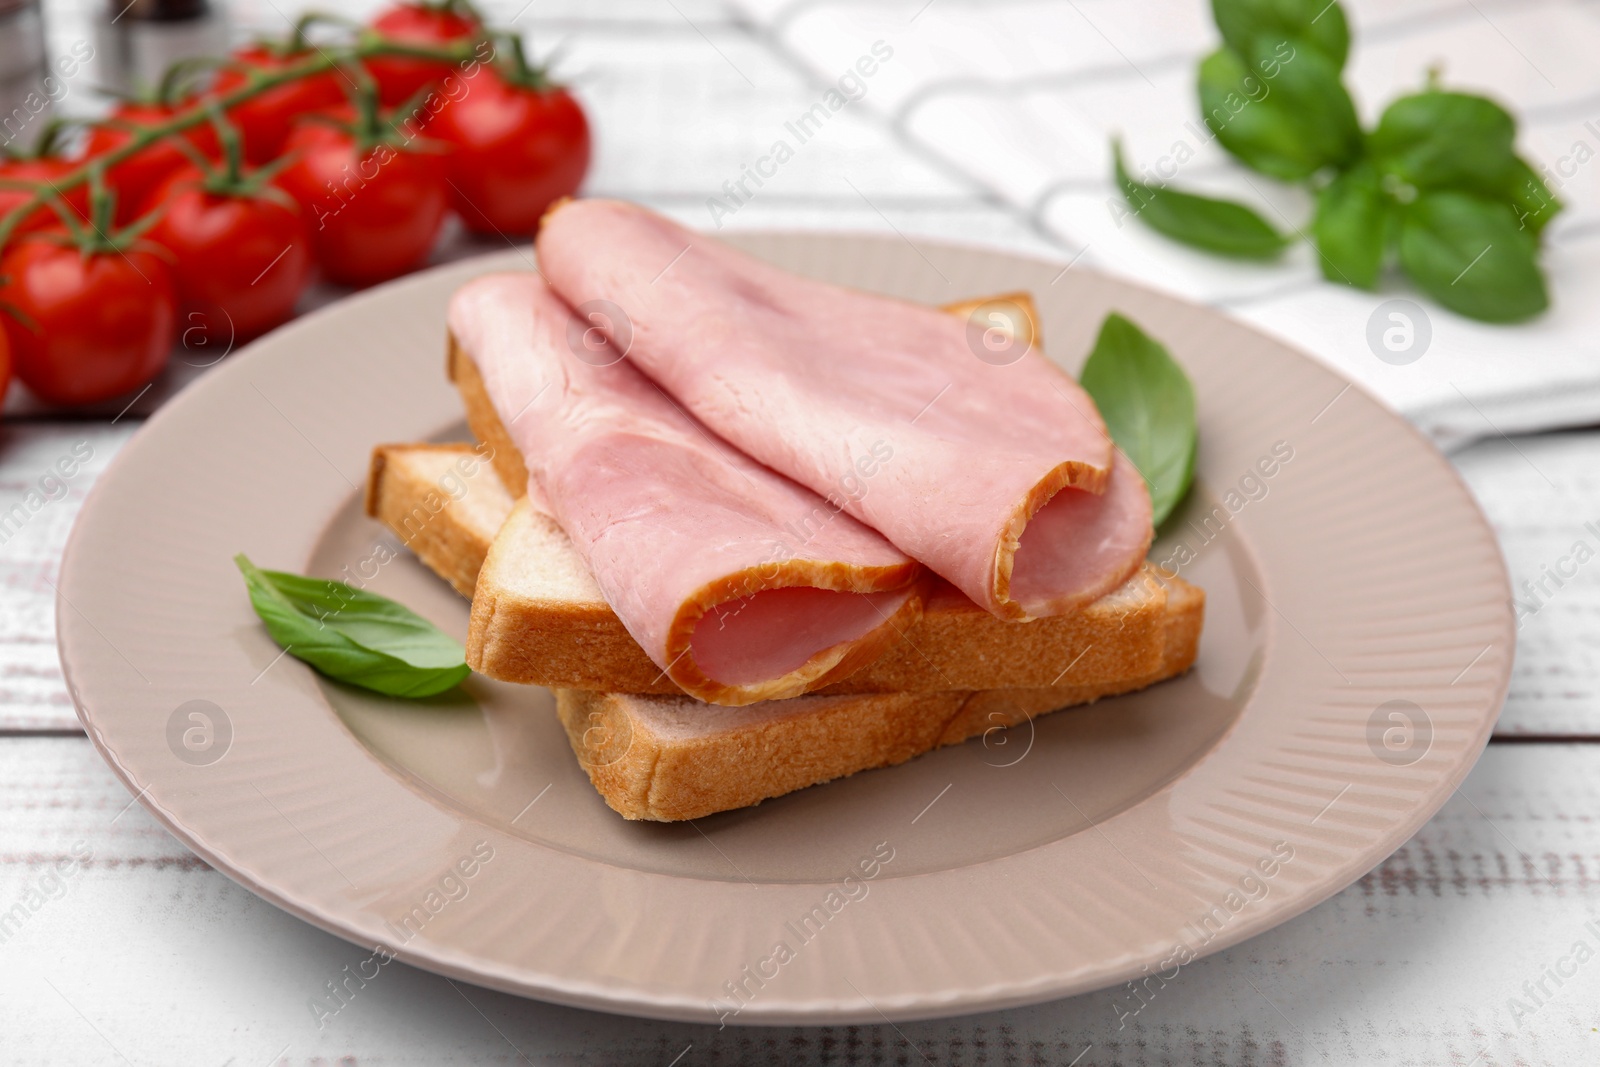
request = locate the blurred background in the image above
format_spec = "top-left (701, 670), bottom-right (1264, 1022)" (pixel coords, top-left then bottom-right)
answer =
top-left (5, 0), bottom-right (1598, 439)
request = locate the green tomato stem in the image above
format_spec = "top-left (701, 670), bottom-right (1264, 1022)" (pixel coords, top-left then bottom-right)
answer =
top-left (0, 35), bottom-right (480, 248)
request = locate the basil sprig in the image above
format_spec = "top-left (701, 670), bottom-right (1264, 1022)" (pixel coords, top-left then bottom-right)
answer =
top-left (1080, 313), bottom-right (1197, 528)
top-left (1114, 0), bottom-right (1557, 323)
top-left (234, 554), bottom-right (471, 697)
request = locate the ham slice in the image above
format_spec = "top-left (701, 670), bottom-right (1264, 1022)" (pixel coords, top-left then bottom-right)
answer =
top-left (535, 199), bottom-right (1153, 621)
top-left (447, 273), bottom-right (926, 706)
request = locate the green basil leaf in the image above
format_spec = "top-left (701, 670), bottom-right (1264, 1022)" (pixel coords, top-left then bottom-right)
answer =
top-left (234, 554), bottom-right (471, 698)
top-left (1079, 313), bottom-right (1197, 529)
top-left (1508, 156), bottom-right (1562, 236)
top-left (1369, 90), bottom-right (1519, 192)
top-left (1212, 0), bottom-right (1350, 70)
top-left (1113, 140), bottom-right (1290, 258)
top-left (1313, 162), bottom-right (1391, 289)
top-left (1398, 190), bottom-right (1548, 323)
top-left (1199, 40), bottom-right (1363, 180)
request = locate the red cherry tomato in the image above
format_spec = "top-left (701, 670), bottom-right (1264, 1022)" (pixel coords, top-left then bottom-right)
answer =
top-left (143, 167), bottom-right (314, 345)
top-left (0, 155), bottom-right (91, 234)
top-left (430, 67), bottom-right (589, 234)
top-left (210, 46), bottom-right (346, 165)
top-left (365, 2), bottom-right (482, 105)
top-left (85, 102), bottom-right (220, 223)
top-left (276, 115), bottom-right (449, 287)
top-left (0, 239), bottom-right (176, 406)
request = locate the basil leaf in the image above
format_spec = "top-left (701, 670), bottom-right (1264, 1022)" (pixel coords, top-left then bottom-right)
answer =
top-left (234, 554), bottom-right (471, 697)
top-left (1508, 157), bottom-right (1562, 236)
top-left (1113, 140), bottom-right (1290, 258)
top-left (1212, 0), bottom-right (1350, 70)
top-left (1199, 40), bottom-right (1363, 181)
top-left (1369, 90), bottom-right (1518, 192)
top-left (1313, 163), bottom-right (1391, 289)
top-left (1079, 313), bottom-right (1197, 528)
top-left (1398, 190), bottom-right (1548, 323)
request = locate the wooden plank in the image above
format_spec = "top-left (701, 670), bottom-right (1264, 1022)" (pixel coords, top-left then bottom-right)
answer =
top-left (0, 736), bottom-right (1590, 1064)
top-left (0, 423), bottom-right (136, 731)
top-left (1453, 431), bottom-right (1600, 737)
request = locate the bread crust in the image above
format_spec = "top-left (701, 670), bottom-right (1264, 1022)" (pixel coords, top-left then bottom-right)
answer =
top-left (555, 579), bottom-right (1203, 821)
top-left (447, 338), bottom-right (527, 494)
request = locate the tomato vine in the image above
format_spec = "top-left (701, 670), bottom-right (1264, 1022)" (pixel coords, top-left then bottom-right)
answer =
top-left (0, 32), bottom-right (483, 247)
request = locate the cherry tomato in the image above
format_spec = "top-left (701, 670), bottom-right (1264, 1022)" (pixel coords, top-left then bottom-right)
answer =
top-left (430, 67), bottom-right (589, 234)
top-left (0, 155), bottom-right (91, 234)
top-left (210, 46), bottom-right (346, 165)
top-left (144, 167), bottom-right (314, 344)
top-left (85, 102), bottom-right (220, 223)
top-left (0, 239), bottom-right (176, 406)
top-left (276, 114), bottom-right (449, 286)
top-left (365, 1), bottom-right (482, 105)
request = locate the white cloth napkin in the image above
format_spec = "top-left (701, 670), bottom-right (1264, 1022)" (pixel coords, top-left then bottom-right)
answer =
top-left (732, 0), bottom-right (1600, 449)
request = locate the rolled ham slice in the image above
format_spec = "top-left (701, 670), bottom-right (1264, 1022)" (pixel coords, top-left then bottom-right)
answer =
top-left (535, 199), bottom-right (1153, 621)
top-left (447, 273), bottom-right (925, 706)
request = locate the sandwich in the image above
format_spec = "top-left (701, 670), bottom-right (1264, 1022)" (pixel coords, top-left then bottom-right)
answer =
top-left (366, 443), bottom-right (1202, 820)
top-left (364, 199), bottom-right (1204, 820)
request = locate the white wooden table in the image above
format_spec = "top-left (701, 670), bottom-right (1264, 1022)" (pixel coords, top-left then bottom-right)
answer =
top-left (4, 1), bottom-right (1597, 1063)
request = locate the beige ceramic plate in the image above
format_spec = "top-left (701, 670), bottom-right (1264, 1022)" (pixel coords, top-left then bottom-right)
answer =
top-left (59, 236), bottom-right (1512, 1024)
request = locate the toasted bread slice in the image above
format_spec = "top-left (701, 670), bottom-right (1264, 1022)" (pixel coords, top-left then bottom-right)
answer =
top-left (474, 499), bottom-right (1168, 692)
top-left (555, 580), bottom-right (1203, 821)
top-left (365, 442), bottom-right (512, 598)
top-left (367, 443), bottom-right (1171, 693)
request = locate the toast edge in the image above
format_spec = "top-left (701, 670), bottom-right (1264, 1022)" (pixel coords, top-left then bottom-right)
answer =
top-left (556, 581), bottom-right (1203, 821)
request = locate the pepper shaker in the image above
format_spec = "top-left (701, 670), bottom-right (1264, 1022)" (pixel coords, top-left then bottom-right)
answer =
top-left (95, 0), bottom-right (229, 96)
